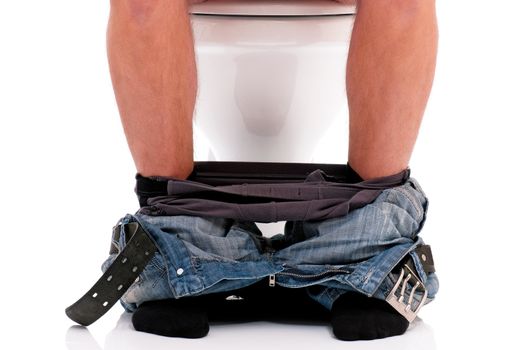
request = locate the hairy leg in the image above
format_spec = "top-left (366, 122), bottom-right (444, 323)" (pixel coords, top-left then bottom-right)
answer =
top-left (329, 0), bottom-right (438, 340)
top-left (347, 0), bottom-right (438, 179)
top-left (107, 0), bottom-right (197, 179)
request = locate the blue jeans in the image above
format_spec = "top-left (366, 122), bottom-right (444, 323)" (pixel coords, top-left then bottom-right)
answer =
top-left (103, 177), bottom-right (439, 313)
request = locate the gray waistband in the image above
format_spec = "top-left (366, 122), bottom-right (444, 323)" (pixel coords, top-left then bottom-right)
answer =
top-left (138, 163), bottom-right (410, 223)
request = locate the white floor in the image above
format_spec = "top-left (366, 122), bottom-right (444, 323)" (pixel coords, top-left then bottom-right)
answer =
top-left (1, 1), bottom-right (527, 349)
top-left (63, 313), bottom-right (437, 350)
top-left (4, 290), bottom-right (523, 350)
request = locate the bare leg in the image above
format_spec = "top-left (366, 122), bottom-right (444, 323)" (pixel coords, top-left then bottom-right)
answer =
top-left (347, 0), bottom-right (438, 179)
top-left (107, 0), bottom-right (197, 179)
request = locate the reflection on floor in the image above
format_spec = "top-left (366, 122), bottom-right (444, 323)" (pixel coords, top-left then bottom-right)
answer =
top-left (65, 311), bottom-right (436, 350)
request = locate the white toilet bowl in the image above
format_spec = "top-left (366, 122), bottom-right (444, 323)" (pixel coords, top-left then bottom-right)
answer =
top-left (190, 0), bottom-right (356, 164)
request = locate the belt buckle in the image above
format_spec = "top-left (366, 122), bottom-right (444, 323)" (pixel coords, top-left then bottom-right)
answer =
top-left (386, 263), bottom-right (428, 323)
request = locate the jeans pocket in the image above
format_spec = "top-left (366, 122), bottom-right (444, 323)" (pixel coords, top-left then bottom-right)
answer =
top-left (381, 179), bottom-right (429, 239)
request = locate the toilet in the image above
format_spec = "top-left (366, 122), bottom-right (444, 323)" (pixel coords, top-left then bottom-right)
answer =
top-left (189, 0), bottom-right (356, 234)
top-left (190, 0), bottom-right (356, 163)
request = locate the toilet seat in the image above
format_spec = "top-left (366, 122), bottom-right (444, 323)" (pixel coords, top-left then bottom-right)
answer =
top-left (189, 0), bottom-right (356, 17)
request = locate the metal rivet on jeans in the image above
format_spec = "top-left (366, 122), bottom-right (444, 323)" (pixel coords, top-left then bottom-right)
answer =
top-left (176, 268), bottom-right (184, 276)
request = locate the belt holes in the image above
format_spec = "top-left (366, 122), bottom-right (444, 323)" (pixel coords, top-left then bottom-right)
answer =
top-left (121, 257), bottom-right (128, 264)
top-left (132, 266), bottom-right (138, 273)
top-left (103, 301), bottom-right (108, 307)
top-left (107, 275), bottom-right (113, 282)
top-left (92, 292), bottom-right (98, 298)
top-left (117, 284), bottom-right (123, 291)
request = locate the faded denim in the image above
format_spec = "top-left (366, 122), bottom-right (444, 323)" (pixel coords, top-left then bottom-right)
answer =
top-left (103, 177), bottom-right (439, 313)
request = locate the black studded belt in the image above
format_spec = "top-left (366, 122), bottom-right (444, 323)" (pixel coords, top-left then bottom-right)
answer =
top-left (65, 219), bottom-right (434, 326)
top-left (65, 162), bottom-right (434, 326)
top-left (65, 222), bottom-right (157, 326)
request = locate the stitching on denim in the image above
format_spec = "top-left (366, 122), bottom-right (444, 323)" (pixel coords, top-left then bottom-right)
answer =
top-left (395, 182), bottom-right (429, 237)
top-left (150, 254), bottom-right (166, 273)
top-left (371, 201), bottom-right (419, 238)
top-left (151, 269), bottom-right (168, 289)
top-left (362, 269), bottom-right (374, 285)
top-left (390, 185), bottom-right (424, 222)
top-left (378, 201), bottom-right (417, 224)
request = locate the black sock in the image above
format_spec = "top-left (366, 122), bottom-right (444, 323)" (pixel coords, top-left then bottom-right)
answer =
top-left (345, 163), bottom-right (364, 183)
top-left (331, 292), bottom-right (409, 341)
top-left (132, 298), bottom-right (209, 338)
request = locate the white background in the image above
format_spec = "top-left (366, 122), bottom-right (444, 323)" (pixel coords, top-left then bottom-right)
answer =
top-left (1, 1), bottom-right (526, 349)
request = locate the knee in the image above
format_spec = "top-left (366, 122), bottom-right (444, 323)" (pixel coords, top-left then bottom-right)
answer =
top-left (357, 0), bottom-right (435, 17)
top-left (356, 0), bottom-right (437, 33)
top-left (109, 0), bottom-right (188, 22)
top-left (109, 0), bottom-right (155, 19)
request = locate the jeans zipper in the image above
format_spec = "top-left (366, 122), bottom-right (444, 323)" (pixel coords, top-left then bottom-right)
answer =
top-left (269, 274), bottom-right (276, 287)
top-left (276, 269), bottom-right (350, 280)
